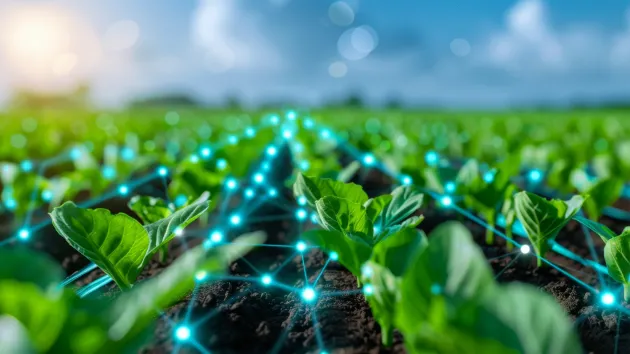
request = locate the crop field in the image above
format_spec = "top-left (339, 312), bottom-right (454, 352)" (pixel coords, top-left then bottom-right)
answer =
top-left (2, 107), bottom-right (630, 354)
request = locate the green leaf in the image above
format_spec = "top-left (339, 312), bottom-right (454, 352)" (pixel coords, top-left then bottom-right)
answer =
top-left (0, 249), bottom-right (64, 293)
top-left (360, 262), bottom-right (399, 347)
top-left (315, 196), bottom-right (373, 242)
top-left (336, 161), bottom-right (361, 182)
top-left (301, 229), bottom-right (372, 277)
top-left (0, 315), bottom-right (37, 354)
top-left (50, 202), bottom-right (150, 289)
top-left (375, 185), bottom-right (424, 229)
top-left (0, 280), bottom-right (67, 352)
top-left (573, 215), bottom-right (616, 242)
top-left (108, 232), bottom-right (264, 341)
top-left (376, 215), bottom-right (425, 243)
top-left (455, 160), bottom-right (481, 189)
top-left (372, 227), bottom-right (428, 277)
top-left (364, 195), bottom-right (392, 223)
top-left (604, 233), bottom-right (630, 286)
top-left (293, 173), bottom-right (368, 208)
top-left (142, 196), bottom-right (211, 264)
top-left (582, 178), bottom-right (624, 221)
top-left (514, 192), bottom-right (585, 265)
top-left (128, 196), bottom-right (174, 224)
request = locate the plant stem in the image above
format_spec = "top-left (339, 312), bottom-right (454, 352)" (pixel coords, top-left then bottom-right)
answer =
top-left (158, 246), bottom-right (168, 264)
top-left (381, 327), bottom-right (393, 347)
top-left (485, 221), bottom-right (495, 245)
top-left (356, 277), bottom-right (362, 288)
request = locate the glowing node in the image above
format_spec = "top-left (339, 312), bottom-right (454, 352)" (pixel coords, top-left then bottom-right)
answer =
top-left (296, 208), bottom-right (308, 221)
top-left (195, 270), bottom-right (208, 282)
top-left (189, 154), bottom-right (200, 163)
top-left (286, 110), bottom-right (297, 120)
top-left (266, 146), bottom-right (278, 157)
top-left (229, 214), bottom-right (241, 226)
top-left (425, 151), bottom-right (438, 165)
top-left (102, 166), bottom-right (116, 180)
top-left (431, 283), bottom-right (442, 295)
top-left (361, 264), bottom-right (373, 277)
top-left (483, 171), bottom-right (495, 183)
top-left (282, 129), bottom-right (293, 140)
top-left (401, 175), bottom-right (412, 185)
top-left (228, 135), bottom-right (238, 145)
top-left (226, 178), bottom-right (238, 190)
top-left (200, 147), bottom-right (212, 158)
top-left (320, 129), bottom-right (331, 139)
top-left (362, 153), bottom-right (375, 166)
top-left (121, 147), bottom-right (135, 161)
top-left (445, 181), bottom-right (456, 193)
top-left (440, 196), bottom-right (452, 207)
top-left (373, 226), bottom-right (380, 235)
top-left (174, 326), bottom-right (191, 341)
top-left (299, 160), bottom-right (310, 171)
top-left (18, 229), bottom-right (29, 241)
top-left (5, 199), bottom-right (17, 210)
top-left (329, 251), bottom-right (339, 261)
top-left (303, 118), bottom-right (314, 129)
top-left (261, 274), bottom-right (273, 285)
top-left (203, 239), bottom-right (214, 249)
top-left (174, 227), bottom-right (184, 237)
top-left (216, 158), bottom-right (228, 170)
top-left (320, 351), bottom-right (329, 354)
top-left (270, 115), bottom-right (280, 125)
top-left (297, 196), bottom-right (307, 206)
top-left (262, 162), bottom-right (271, 171)
top-left (253, 173), bottom-right (265, 184)
top-left (155, 165), bottom-right (168, 177)
top-left (296, 241), bottom-right (307, 252)
top-left (601, 292), bottom-right (615, 306)
top-left (244, 188), bottom-right (255, 199)
top-left (268, 188), bottom-right (278, 198)
top-left (174, 194), bottom-right (188, 208)
top-left (363, 284), bottom-right (374, 295)
top-left (520, 245), bottom-right (531, 254)
top-left (301, 287), bottom-right (316, 302)
top-left (70, 148), bottom-right (82, 160)
top-left (118, 185), bottom-right (129, 196)
top-left (41, 190), bottom-right (53, 202)
top-left (20, 160), bottom-right (33, 172)
top-left (310, 213), bottom-right (319, 224)
top-left (210, 230), bottom-right (224, 243)
top-left (245, 127), bottom-right (256, 138)
top-left (528, 169), bottom-right (543, 182)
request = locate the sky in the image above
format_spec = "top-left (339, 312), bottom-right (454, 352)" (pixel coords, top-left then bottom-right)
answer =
top-left (1, 0), bottom-right (630, 108)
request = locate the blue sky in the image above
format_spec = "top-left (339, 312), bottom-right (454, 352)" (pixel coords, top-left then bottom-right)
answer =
top-left (1, 0), bottom-right (630, 108)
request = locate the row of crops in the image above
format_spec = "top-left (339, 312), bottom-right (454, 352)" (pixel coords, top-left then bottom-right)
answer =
top-left (1, 108), bottom-right (630, 353)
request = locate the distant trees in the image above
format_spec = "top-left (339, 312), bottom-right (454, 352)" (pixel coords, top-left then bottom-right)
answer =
top-left (9, 83), bottom-right (91, 109)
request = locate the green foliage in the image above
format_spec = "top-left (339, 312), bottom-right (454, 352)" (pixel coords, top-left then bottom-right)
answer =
top-left (514, 192), bottom-right (585, 266)
top-left (293, 173), bottom-right (368, 209)
top-left (580, 178), bottom-right (624, 221)
top-left (128, 196), bottom-right (174, 224)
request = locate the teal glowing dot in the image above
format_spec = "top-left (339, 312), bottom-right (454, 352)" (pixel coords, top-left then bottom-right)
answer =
top-left (203, 239), bottom-right (214, 249)
top-left (445, 181), bottom-right (456, 193)
top-left (245, 127), bottom-right (256, 137)
top-left (301, 287), bottom-right (316, 302)
top-left (70, 147), bottom-right (82, 160)
top-left (18, 229), bottom-right (29, 241)
top-left (195, 270), bottom-right (208, 282)
top-left (361, 264), bottom-right (373, 277)
top-left (228, 135), bottom-right (238, 145)
top-left (210, 230), bottom-right (224, 243)
top-left (266, 146), bottom-right (277, 156)
top-left (270, 115), bottom-right (280, 125)
top-left (157, 166), bottom-right (168, 177)
top-left (520, 245), bottom-right (531, 254)
top-left (174, 227), bottom-right (184, 237)
top-left (440, 196), bottom-right (453, 207)
top-left (118, 185), bottom-right (129, 196)
top-left (217, 158), bottom-right (228, 170)
top-left (20, 160), bottom-right (33, 172)
top-left (226, 178), bottom-right (238, 190)
top-left (174, 326), bottom-right (191, 341)
top-left (362, 154), bottom-right (375, 166)
top-left (41, 190), bottom-right (53, 202)
top-left (282, 129), bottom-right (293, 139)
top-left (310, 213), bottom-right (318, 224)
top-left (601, 292), bottom-right (615, 306)
top-left (431, 284), bottom-right (442, 295)
top-left (189, 154), bottom-right (199, 163)
top-left (528, 169), bottom-right (543, 182)
top-left (121, 147), bottom-right (135, 161)
top-left (268, 188), bottom-right (278, 197)
top-left (373, 226), bottom-right (380, 235)
top-left (425, 151), bottom-right (438, 165)
top-left (329, 251), bottom-right (339, 261)
top-left (5, 199), bottom-right (16, 210)
top-left (200, 147), bottom-right (211, 158)
top-left (483, 171), bottom-right (495, 183)
top-left (253, 173), bottom-right (265, 184)
top-left (244, 188), bottom-right (255, 199)
top-left (401, 175), bottom-right (412, 185)
top-left (320, 351), bottom-right (329, 354)
top-left (230, 214), bottom-right (241, 226)
top-left (304, 118), bottom-right (314, 129)
top-left (320, 129), bottom-right (331, 139)
top-left (293, 142), bottom-right (304, 153)
top-left (296, 208), bottom-right (308, 221)
top-left (297, 196), bottom-right (307, 206)
top-left (174, 194), bottom-right (187, 208)
top-left (262, 162), bottom-right (270, 171)
top-left (363, 284), bottom-right (374, 295)
top-left (299, 160), bottom-right (310, 171)
top-left (261, 274), bottom-right (273, 285)
top-left (286, 110), bottom-right (297, 120)
top-left (102, 166), bottom-right (116, 180)
top-left (296, 241), bottom-right (307, 252)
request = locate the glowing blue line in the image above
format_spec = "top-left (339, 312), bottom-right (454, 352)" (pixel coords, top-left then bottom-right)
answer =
top-left (240, 257), bottom-right (261, 275)
top-left (272, 252), bottom-right (299, 275)
top-left (77, 275), bottom-right (112, 298)
top-left (488, 251), bottom-right (519, 262)
top-left (192, 289), bottom-right (251, 327)
top-left (312, 259), bottom-right (331, 287)
top-left (269, 305), bottom-right (302, 354)
top-left (301, 253), bottom-right (308, 283)
top-left (494, 254), bottom-right (520, 280)
top-left (311, 306), bottom-right (325, 350)
top-left (189, 339), bottom-right (212, 354)
top-left (60, 263), bottom-right (98, 287)
top-left (0, 237), bottom-right (16, 247)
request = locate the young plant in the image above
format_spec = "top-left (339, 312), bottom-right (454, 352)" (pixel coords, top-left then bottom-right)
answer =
top-left (50, 196), bottom-right (211, 290)
top-left (514, 191), bottom-right (586, 267)
top-left (578, 177), bottom-right (624, 221)
top-left (0, 232), bottom-right (263, 353)
top-left (501, 184), bottom-right (517, 251)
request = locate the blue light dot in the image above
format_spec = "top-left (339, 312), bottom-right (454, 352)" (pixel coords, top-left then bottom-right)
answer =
top-left (195, 270), bottom-right (208, 282)
top-left (310, 213), bottom-right (318, 224)
top-left (445, 181), bottom-right (456, 193)
top-left (361, 264), bottom-right (373, 277)
top-left (431, 283), bottom-right (442, 295)
top-left (217, 158), bottom-right (228, 170)
top-left (329, 251), bottom-right (339, 261)
top-left (440, 195), bottom-right (453, 207)
top-left (266, 146), bottom-right (277, 157)
top-left (363, 284), bottom-right (374, 295)
top-left (230, 214), bottom-right (241, 226)
top-left (261, 274), bottom-right (273, 285)
top-left (301, 287), bottom-right (316, 302)
top-left (297, 196), bottom-right (307, 206)
top-left (244, 188), bottom-right (255, 199)
top-left (70, 147), bottom-right (82, 160)
top-left (228, 135), bottom-right (238, 145)
top-left (286, 110), bottom-right (297, 120)
top-left (282, 129), bottom-right (293, 140)
top-left (5, 199), bottom-right (17, 210)
top-left (528, 169), bottom-right (543, 182)
top-left (121, 147), bottom-right (135, 161)
top-left (296, 241), bottom-right (307, 252)
top-left (157, 166), bottom-right (168, 177)
top-left (200, 147), bottom-right (212, 158)
top-left (189, 154), bottom-right (199, 163)
top-left (303, 118), bottom-right (314, 129)
top-left (118, 185), bottom-right (129, 196)
top-left (102, 166), bottom-right (116, 180)
top-left (270, 115), bottom-right (280, 125)
top-left (253, 173), bottom-right (265, 184)
top-left (174, 326), bottom-right (191, 341)
top-left (174, 227), bottom-right (184, 237)
top-left (425, 151), bottom-right (438, 165)
top-left (296, 208), bottom-right (307, 221)
top-left (41, 190), bottom-right (53, 202)
top-left (20, 160), bottom-right (33, 172)
top-left (245, 127), bottom-right (256, 138)
top-left (401, 175), bottom-right (412, 185)
top-left (299, 160), bottom-right (310, 171)
top-left (268, 188), bottom-right (278, 197)
top-left (226, 178), bottom-right (238, 190)
top-left (362, 154), bottom-right (375, 166)
top-left (601, 292), bottom-right (615, 306)
top-left (18, 229), bottom-right (29, 241)
top-left (293, 142), bottom-right (304, 153)
top-left (175, 194), bottom-right (188, 208)
top-left (373, 226), bottom-right (380, 235)
top-left (262, 162), bottom-right (271, 171)
top-left (320, 129), bottom-right (331, 139)
top-left (520, 245), bottom-right (531, 254)
top-left (210, 230), bottom-right (224, 243)
top-left (483, 171), bottom-right (495, 183)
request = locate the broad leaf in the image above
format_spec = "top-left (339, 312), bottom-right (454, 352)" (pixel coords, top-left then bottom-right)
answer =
top-left (364, 195), bottom-right (392, 224)
top-left (573, 215), bottom-right (616, 242)
top-left (301, 229), bottom-right (372, 276)
top-left (375, 185), bottom-right (424, 229)
top-left (372, 227), bottom-right (428, 276)
top-left (315, 196), bottom-right (373, 242)
top-left (128, 196), bottom-right (173, 224)
top-left (582, 178), bottom-right (623, 221)
top-left (336, 161), bottom-right (361, 182)
top-left (294, 173), bottom-right (368, 208)
top-left (360, 262), bottom-right (399, 347)
top-left (604, 233), bottom-right (630, 287)
top-left (50, 202), bottom-right (150, 289)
